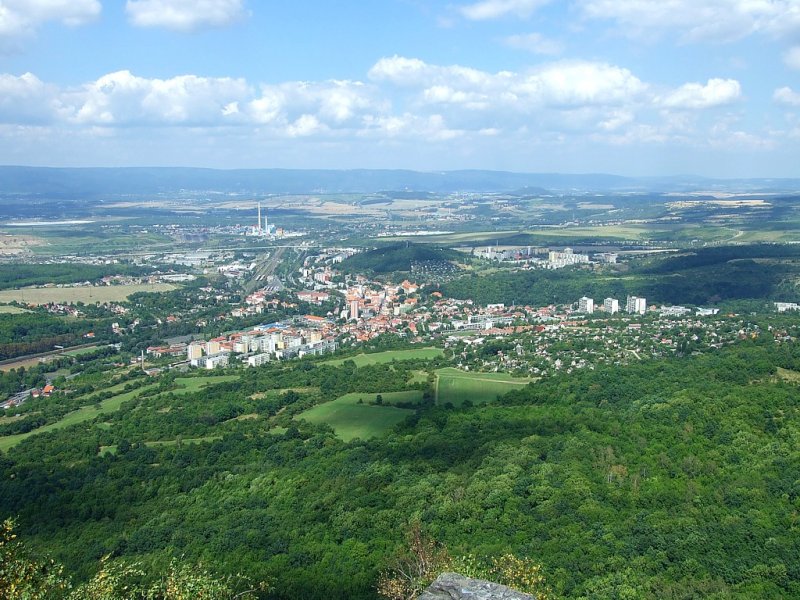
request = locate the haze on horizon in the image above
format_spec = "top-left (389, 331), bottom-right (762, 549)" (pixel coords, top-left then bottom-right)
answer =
top-left (1, 0), bottom-right (799, 178)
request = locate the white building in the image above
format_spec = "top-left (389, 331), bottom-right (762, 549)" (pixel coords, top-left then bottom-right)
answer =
top-left (203, 353), bottom-right (229, 370)
top-left (603, 298), bottom-right (619, 314)
top-left (247, 353), bottom-right (271, 367)
top-left (578, 296), bottom-right (594, 314)
top-left (187, 342), bottom-right (204, 361)
top-left (548, 248), bottom-right (590, 269)
top-left (660, 305), bottom-right (691, 317)
top-left (775, 302), bottom-right (800, 312)
top-left (626, 295), bottom-right (647, 315)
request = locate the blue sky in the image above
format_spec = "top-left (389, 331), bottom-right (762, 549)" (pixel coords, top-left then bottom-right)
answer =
top-left (1, 0), bottom-right (799, 177)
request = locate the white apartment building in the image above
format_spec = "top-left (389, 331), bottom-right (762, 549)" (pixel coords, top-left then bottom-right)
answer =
top-left (603, 298), bottom-right (619, 314)
top-left (626, 295), bottom-right (647, 315)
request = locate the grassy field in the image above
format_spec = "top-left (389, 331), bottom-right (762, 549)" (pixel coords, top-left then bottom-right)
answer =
top-left (323, 347), bottom-right (443, 367)
top-left (435, 367), bottom-right (534, 406)
top-left (169, 376), bottom-right (239, 395)
top-left (0, 283), bottom-right (178, 305)
top-left (776, 367), bottom-right (800, 382)
top-left (0, 305), bottom-right (29, 314)
top-left (0, 383), bottom-right (158, 452)
top-left (295, 392), bottom-right (417, 441)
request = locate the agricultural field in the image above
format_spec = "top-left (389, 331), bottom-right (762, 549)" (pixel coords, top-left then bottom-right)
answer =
top-left (295, 391), bottom-right (420, 441)
top-left (0, 283), bottom-right (178, 305)
top-left (0, 382), bottom-right (159, 452)
top-left (434, 367), bottom-right (534, 406)
top-left (323, 347), bottom-right (443, 367)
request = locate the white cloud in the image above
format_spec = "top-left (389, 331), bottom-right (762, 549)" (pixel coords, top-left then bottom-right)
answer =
top-left (71, 70), bottom-right (251, 125)
top-left (785, 46), bottom-right (800, 70)
top-left (660, 78), bottom-right (741, 109)
top-left (0, 0), bottom-right (99, 48)
top-left (0, 65), bottom-right (780, 167)
top-left (774, 86), bottom-right (800, 106)
top-left (372, 56), bottom-right (647, 109)
top-left (578, 0), bottom-right (800, 42)
top-left (459, 0), bottom-right (551, 21)
top-left (126, 0), bottom-right (247, 31)
top-left (504, 32), bottom-right (564, 55)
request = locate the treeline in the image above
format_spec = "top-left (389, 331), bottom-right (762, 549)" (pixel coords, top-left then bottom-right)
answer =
top-left (0, 313), bottom-right (97, 360)
top-left (0, 263), bottom-right (152, 290)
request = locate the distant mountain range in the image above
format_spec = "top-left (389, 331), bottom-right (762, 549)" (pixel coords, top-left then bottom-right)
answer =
top-left (1, 166), bottom-right (799, 196)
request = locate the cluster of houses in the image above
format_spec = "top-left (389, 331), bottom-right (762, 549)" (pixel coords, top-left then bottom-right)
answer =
top-left (186, 317), bottom-right (339, 369)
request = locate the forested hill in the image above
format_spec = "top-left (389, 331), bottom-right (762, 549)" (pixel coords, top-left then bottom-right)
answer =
top-left (342, 243), bottom-right (462, 274)
top-left (1, 338), bottom-right (799, 598)
top-left (440, 244), bottom-right (800, 306)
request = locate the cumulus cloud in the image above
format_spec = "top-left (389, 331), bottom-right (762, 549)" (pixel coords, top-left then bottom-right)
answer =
top-left (459, 0), bottom-right (551, 21)
top-left (71, 70), bottom-right (251, 125)
top-left (0, 0), bottom-right (100, 48)
top-left (371, 56), bottom-right (646, 109)
top-left (0, 72), bottom-right (64, 123)
top-left (126, 0), bottom-right (247, 31)
top-left (785, 46), bottom-right (800, 70)
top-left (504, 32), bottom-right (563, 55)
top-left (0, 64), bottom-right (774, 160)
top-left (578, 0), bottom-right (800, 42)
top-left (774, 86), bottom-right (800, 106)
top-left (660, 78), bottom-right (741, 109)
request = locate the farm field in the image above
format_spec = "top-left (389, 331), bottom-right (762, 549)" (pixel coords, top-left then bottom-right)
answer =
top-left (435, 367), bottom-right (534, 406)
top-left (0, 283), bottom-right (178, 305)
top-left (295, 391), bottom-right (419, 441)
top-left (0, 383), bottom-right (159, 452)
top-left (323, 347), bottom-right (443, 367)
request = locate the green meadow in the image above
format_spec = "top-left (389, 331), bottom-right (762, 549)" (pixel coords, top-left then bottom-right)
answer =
top-left (295, 391), bottom-right (421, 441)
top-left (323, 347), bottom-right (443, 367)
top-left (435, 367), bottom-right (534, 406)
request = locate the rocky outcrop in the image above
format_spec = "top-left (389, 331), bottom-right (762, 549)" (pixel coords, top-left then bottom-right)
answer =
top-left (419, 573), bottom-right (535, 600)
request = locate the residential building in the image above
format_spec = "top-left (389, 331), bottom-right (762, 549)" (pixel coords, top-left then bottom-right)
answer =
top-left (604, 298), bottom-right (619, 314)
top-left (626, 296), bottom-right (647, 315)
top-left (578, 296), bottom-right (594, 314)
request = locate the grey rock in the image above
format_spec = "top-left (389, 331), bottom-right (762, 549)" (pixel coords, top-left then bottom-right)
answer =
top-left (419, 572), bottom-right (535, 600)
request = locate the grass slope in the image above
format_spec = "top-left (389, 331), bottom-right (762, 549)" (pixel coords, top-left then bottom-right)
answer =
top-left (0, 383), bottom-right (158, 452)
top-left (435, 367), bottom-right (534, 406)
top-left (323, 347), bottom-right (443, 367)
top-left (295, 392), bottom-right (418, 441)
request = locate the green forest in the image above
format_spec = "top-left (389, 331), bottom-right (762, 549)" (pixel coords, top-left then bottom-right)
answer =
top-left (1, 337), bottom-right (799, 598)
top-left (342, 243), bottom-right (463, 274)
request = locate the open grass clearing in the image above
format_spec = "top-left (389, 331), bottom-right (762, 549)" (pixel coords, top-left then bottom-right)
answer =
top-left (168, 375), bottom-right (239, 395)
top-left (0, 383), bottom-right (158, 452)
top-left (99, 435), bottom-right (223, 456)
top-left (435, 367), bottom-right (534, 407)
top-left (0, 283), bottom-right (178, 305)
top-left (0, 305), bottom-right (29, 314)
top-left (323, 347), bottom-right (443, 367)
top-left (295, 392), bottom-right (416, 441)
top-left (409, 370), bottom-right (429, 384)
top-left (250, 387), bottom-right (318, 399)
top-left (776, 367), bottom-right (800, 383)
